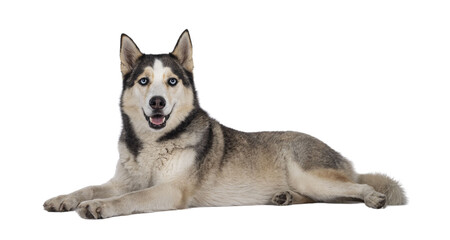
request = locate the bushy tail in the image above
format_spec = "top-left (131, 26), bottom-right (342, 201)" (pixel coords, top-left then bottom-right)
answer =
top-left (357, 173), bottom-right (407, 205)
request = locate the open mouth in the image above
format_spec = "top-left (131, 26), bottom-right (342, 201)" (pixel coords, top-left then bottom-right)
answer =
top-left (143, 112), bottom-right (170, 129)
top-left (150, 114), bottom-right (166, 126)
top-left (149, 114), bottom-right (168, 129)
top-left (142, 106), bottom-right (174, 130)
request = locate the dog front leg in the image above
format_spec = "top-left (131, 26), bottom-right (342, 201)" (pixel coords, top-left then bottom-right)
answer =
top-left (77, 183), bottom-right (189, 219)
top-left (43, 180), bottom-right (130, 212)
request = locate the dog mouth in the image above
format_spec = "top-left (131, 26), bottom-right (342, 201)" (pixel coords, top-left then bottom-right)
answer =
top-left (142, 106), bottom-right (174, 130)
top-left (143, 112), bottom-right (170, 129)
top-left (149, 115), bottom-right (166, 126)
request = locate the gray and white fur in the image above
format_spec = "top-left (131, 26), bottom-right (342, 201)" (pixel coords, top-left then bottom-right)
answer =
top-left (44, 30), bottom-right (407, 219)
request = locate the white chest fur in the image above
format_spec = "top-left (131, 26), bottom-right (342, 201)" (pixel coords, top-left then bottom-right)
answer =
top-left (150, 147), bottom-right (196, 184)
top-left (118, 142), bottom-right (196, 188)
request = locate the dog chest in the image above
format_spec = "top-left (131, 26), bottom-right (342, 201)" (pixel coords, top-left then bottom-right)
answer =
top-left (120, 143), bottom-right (196, 185)
top-left (150, 147), bottom-right (196, 184)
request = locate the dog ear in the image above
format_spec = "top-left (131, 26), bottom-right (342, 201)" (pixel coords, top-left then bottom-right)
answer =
top-left (120, 34), bottom-right (142, 75)
top-left (171, 30), bottom-right (193, 72)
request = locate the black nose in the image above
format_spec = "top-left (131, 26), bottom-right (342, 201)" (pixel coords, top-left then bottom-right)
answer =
top-left (149, 96), bottom-right (166, 110)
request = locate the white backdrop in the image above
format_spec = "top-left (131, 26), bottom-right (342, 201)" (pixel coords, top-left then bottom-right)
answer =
top-left (1, 0), bottom-right (449, 239)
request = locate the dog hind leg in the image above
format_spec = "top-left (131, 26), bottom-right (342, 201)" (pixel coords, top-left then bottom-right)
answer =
top-left (271, 190), bottom-right (315, 205)
top-left (287, 161), bottom-right (386, 209)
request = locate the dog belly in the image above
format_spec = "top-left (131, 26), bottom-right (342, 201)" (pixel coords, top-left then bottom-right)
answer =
top-left (190, 178), bottom-right (288, 207)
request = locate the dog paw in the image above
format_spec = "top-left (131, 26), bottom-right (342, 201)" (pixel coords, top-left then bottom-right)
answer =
top-left (272, 191), bottom-right (293, 206)
top-left (77, 200), bottom-right (111, 219)
top-left (364, 191), bottom-right (386, 209)
top-left (43, 195), bottom-right (80, 212)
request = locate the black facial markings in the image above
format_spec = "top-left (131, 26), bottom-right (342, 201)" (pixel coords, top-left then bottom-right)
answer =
top-left (119, 111), bottom-right (143, 158)
top-left (122, 54), bottom-right (193, 89)
top-left (161, 54), bottom-right (191, 86)
top-left (122, 72), bottom-right (132, 89)
top-left (122, 55), bottom-right (153, 89)
top-left (121, 52), bottom-right (199, 107)
top-left (120, 51), bottom-right (201, 153)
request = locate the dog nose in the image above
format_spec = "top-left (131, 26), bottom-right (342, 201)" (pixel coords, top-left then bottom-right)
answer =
top-left (149, 96), bottom-right (166, 110)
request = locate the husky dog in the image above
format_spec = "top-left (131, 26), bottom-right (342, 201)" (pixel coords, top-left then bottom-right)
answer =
top-left (44, 30), bottom-right (407, 219)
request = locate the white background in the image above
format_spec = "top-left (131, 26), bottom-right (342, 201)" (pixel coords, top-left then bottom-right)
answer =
top-left (1, 0), bottom-right (449, 239)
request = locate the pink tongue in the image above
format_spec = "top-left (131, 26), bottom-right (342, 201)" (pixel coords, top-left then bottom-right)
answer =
top-left (150, 116), bottom-right (165, 125)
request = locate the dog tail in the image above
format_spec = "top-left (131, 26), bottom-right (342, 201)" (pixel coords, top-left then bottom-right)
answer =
top-left (357, 173), bottom-right (407, 205)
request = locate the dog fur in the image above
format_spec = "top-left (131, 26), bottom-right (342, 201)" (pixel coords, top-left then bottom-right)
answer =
top-left (44, 30), bottom-right (407, 219)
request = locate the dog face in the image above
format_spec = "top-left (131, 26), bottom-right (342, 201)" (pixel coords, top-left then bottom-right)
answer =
top-left (120, 31), bottom-right (197, 133)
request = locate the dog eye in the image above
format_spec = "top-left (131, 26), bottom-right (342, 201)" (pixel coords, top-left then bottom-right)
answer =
top-left (138, 78), bottom-right (149, 86)
top-left (168, 78), bottom-right (178, 86)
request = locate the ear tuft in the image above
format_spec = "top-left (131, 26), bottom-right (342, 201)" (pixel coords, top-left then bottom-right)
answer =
top-left (120, 34), bottom-right (142, 75)
top-left (171, 30), bottom-right (193, 72)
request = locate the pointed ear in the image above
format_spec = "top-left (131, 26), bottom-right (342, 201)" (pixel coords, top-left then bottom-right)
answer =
top-left (171, 30), bottom-right (193, 72)
top-left (120, 34), bottom-right (142, 75)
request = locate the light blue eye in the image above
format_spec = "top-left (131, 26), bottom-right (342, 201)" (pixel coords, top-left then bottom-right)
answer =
top-left (138, 78), bottom-right (149, 86)
top-left (168, 78), bottom-right (178, 86)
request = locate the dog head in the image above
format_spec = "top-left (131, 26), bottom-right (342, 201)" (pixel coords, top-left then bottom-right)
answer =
top-left (120, 30), bottom-right (198, 134)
